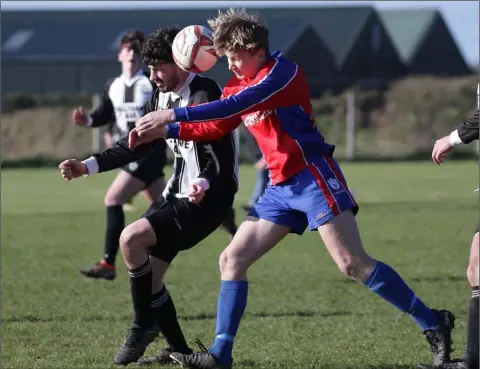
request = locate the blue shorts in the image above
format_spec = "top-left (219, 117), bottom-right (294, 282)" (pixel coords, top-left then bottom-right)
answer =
top-left (249, 157), bottom-right (359, 235)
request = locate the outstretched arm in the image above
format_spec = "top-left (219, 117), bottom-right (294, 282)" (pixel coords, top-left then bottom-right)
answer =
top-left (83, 135), bottom-right (163, 175)
top-left (133, 58), bottom-right (302, 135)
top-left (166, 118), bottom-right (241, 141)
top-left (450, 110), bottom-right (479, 145)
top-left (432, 110), bottom-right (479, 165)
top-left (173, 59), bottom-right (299, 123)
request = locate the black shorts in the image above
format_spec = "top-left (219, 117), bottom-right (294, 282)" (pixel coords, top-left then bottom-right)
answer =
top-left (122, 141), bottom-right (166, 186)
top-left (142, 193), bottom-right (235, 263)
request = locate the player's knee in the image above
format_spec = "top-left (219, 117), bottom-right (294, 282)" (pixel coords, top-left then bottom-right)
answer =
top-left (467, 233), bottom-right (479, 287)
top-left (104, 192), bottom-right (122, 206)
top-left (467, 262), bottom-right (479, 287)
top-left (336, 257), bottom-right (373, 282)
top-left (337, 260), bottom-right (358, 279)
top-left (119, 225), bottom-right (144, 254)
top-left (219, 249), bottom-right (246, 276)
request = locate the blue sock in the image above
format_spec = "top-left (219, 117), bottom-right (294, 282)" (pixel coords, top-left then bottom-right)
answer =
top-left (364, 261), bottom-right (439, 331)
top-left (208, 280), bottom-right (248, 364)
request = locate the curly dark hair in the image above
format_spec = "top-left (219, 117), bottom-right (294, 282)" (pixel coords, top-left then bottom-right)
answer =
top-left (118, 30), bottom-right (146, 54)
top-left (141, 25), bottom-right (182, 66)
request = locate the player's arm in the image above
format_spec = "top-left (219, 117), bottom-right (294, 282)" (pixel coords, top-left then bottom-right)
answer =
top-left (173, 60), bottom-right (300, 123)
top-left (191, 143), bottom-right (222, 192)
top-left (168, 83), bottom-right (242, 141)
top-left (82, 136), bottom-right (162, 175)
top-left (166, 119), bottom-right (241, 141)
top-left (450, 110), bottom-right (479, 145)
top-left (88, 78), bottom-right (116, 127)
top-left (86, 92), bottom-right (162, 173)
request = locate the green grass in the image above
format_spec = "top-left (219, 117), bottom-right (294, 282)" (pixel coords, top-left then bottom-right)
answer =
top-left (1, 161), bottom-right (477, 369)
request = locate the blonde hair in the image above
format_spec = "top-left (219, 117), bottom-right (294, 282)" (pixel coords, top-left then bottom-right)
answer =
top-left (207, 8), bottom-right (269, 56)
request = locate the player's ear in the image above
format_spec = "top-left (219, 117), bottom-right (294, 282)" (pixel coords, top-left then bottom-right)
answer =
top-left (253, 48), bottom-right (265, 61)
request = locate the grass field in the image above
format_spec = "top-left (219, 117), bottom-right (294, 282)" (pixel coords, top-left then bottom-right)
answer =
top-left (2, 161), bottom-right (478, 369)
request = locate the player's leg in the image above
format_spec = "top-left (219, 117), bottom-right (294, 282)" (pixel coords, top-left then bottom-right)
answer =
top-left (114, 196), bottom-right (191, 365)
top-left (123, 196), bottom-right (137, 212)
top-left (305, 157), bottom-right (454, 365)
top-left (135, 195), bottom-right (236, 367)
top-left (113, 216), bottom-right (161, 365)
top-left (464, 232), bottom-right (479, 368)
top-left (135, 256), bottom-right (193, 367)
top-left (140, 176), bottom-right (166, 204)
top-left (416, 232), bottom-right (479, 369)
top-left (171, 187), bottom-right (305, 369)
top-left (134, 198), bottom-right (204, 367)
top-left (80, 169), bottom-right (147, 280)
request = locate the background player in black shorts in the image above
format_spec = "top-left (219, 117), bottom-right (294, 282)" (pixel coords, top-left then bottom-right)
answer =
top-left (104, 120), bottom-right (140, 212)
top-left (59, 26), bottom-right (239, 366)
top-left (419, 110), bottom-right (479, 369)
top-left (72, 31), bottom-right (167, 280)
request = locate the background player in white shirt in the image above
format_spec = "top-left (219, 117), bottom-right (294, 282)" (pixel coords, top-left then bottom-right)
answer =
top-left (72, 31), bottom-right (167, 280)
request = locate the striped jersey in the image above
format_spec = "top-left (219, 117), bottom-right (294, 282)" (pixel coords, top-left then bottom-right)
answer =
top-left (91, 73), bottom-right (239, 199)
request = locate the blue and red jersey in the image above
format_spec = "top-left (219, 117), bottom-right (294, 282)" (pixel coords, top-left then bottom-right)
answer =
top-left (167, 51), bottom-right (335, 185)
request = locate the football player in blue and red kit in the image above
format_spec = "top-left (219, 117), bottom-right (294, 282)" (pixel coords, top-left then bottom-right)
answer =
top-left (130, 9), bottom-right (457, 369)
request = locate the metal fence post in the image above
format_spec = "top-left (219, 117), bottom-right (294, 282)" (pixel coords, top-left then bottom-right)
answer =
top-left (346, 90), bottom-right (356, 160)
top-left (92, 94), bottom-right (101, 153)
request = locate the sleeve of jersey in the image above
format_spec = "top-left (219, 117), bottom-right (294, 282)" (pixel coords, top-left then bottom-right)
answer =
top-left (166, 118), bottom-right (241, 141)
top-left (173, 60), bottom-right (299, 123)
top-left (456, 110), bottom-right (479, 144)
top-left (90, 80), bottom-right (115, 127)
top-left (93, 135), bottom-right (159, 172)
top-left (197, 145), bottom-right (221, 189)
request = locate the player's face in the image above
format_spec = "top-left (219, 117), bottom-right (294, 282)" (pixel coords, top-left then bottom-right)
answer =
top-left (118, 43), bottom-right (141, 69)
top-left (225, 49), bottom-right (266, 80)
top-left (148, 63), bottom-right (182, 92)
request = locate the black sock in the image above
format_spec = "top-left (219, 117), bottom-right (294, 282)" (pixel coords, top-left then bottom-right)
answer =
top-left (221, 208), bottom-right (238, 236)
top-left (151, 286), bottom-right (190, 353)
top-left (129, 260), bottom-right (153, 327)
top-left (465, 286), bottom-right (479, 366)
top-left (103, 205), bottom-right (124, 265)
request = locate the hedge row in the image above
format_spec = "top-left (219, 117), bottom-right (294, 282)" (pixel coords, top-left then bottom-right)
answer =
top-left (1, 74), bottom-right (478, 164)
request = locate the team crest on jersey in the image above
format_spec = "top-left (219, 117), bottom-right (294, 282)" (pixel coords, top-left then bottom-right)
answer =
top-left (243, 110), bottom-right (273, 127)
top-left (327, 178), bottom-right (341, 191)
top-left (128, 161), bottom-right (139, 172)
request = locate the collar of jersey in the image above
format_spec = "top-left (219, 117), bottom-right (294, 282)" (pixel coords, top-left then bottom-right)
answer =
top-left (170, 72), bottom-right (196, 102)
top-left (121, 69), bottom-right (145, 87)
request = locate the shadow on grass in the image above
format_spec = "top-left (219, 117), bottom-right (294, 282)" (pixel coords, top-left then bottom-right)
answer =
top-left (220, 361), bottom-right (416, 369)
top-left (4, 309), bottom-right (356, 324)
top-left (411, 275), bottom-right (465, 283)
top-left (333, 275), bottom-right (465, 285)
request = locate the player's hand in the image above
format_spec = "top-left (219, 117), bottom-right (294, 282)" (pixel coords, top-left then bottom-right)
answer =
top-left (135, 109), bottom-right (176, 131)
top-left (72, 107), bottom-right (89, 126)
top-left (432, 135), bottom-right (454, 165)
top-left (58, 159), bottom-right (87, 180)
top-left (187, 184), bottom-right (206, 204)
top-left (129, 126), bottom-right (167, 148)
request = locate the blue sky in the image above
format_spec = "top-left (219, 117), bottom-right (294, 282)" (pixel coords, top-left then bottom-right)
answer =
top-left (2, 1), bottom-right (478, 66)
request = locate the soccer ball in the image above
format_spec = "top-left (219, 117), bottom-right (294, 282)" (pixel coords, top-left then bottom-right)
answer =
top-left (172, 25), bottom-right (219, 73)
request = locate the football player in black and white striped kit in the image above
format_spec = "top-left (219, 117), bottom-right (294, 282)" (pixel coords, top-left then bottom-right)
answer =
top-left (419, 109), bottom-right (479, 369)
top-left (60, 26), bottom-right (239, 366)
top-left (72, 31), bottom-right (167, 280)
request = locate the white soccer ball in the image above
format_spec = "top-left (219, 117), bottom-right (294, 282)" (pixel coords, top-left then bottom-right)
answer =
top-left (172, 25), bottom-right (219, 73)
